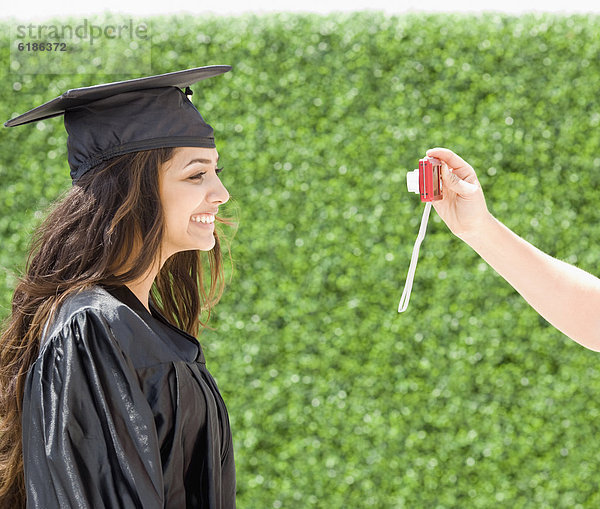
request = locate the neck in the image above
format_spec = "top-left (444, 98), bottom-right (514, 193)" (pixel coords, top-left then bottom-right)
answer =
top-left (124, 261), bottom-right (162, 313)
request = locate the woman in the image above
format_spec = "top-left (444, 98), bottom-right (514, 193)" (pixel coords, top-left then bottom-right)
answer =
top-left (0, 66), bottom-right (236, 508)
top-left (429, 147), bottom-right (600, 351)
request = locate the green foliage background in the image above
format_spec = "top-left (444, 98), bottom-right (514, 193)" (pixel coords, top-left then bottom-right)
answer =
top-left (2, 12), bottom-right (600, 508)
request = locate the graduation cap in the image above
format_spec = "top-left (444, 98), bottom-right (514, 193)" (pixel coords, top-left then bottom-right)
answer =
top-left (4, 65), bottom-right (232, 182)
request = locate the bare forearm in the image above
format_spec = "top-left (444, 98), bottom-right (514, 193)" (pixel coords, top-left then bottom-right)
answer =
top-left (464, 214), bottom-right (600, 350)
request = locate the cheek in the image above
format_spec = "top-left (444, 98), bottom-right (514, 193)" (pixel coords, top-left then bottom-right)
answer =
top-left (160, 186), bottom-right (183, 235)
top-left (160, 177), bottom-right (207, 220)
top-left (162, 185), bottom-right (200, 226)
top-left (162, 183), bottom-right (183, 211)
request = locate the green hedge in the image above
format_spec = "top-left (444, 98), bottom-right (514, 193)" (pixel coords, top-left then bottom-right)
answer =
top-left (2, 12), bottom-right (600, 508)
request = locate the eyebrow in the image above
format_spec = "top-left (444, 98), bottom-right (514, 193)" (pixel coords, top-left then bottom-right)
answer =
top-left (183, 155), bottom-right (220, 168)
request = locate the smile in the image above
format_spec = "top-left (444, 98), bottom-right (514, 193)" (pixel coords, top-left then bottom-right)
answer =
top-left (190, 213), bottom-right (215, 224)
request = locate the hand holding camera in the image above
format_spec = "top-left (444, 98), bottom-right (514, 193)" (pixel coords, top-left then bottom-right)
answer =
top-left (399, 148), bottom-right (490, 312)
top-left (424, 148), bottom-right (491, 243)
top-left (400, 148), bottom-right (600, 351)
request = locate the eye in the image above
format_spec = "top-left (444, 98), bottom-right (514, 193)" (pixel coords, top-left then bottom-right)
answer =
top-left (187, 167), bottom-right (223, 181)
top-left (188, 171), bottom-right (206, 181)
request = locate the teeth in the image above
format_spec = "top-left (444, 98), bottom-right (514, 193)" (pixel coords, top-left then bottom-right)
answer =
top-left (192, 214), bottom-right (215, 224)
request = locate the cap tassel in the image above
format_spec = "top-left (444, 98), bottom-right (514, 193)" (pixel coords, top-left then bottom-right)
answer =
top-left (184, 86), bottom-right (193, 100)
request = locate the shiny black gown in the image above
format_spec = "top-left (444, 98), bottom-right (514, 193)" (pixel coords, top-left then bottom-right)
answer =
top-left (22, 285), bottom-right (236, 508)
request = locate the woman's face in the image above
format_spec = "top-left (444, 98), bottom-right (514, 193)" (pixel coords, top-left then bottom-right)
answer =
top-left (159, 147), bottom-right (229, 258)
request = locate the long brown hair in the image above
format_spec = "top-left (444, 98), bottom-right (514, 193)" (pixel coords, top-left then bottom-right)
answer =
top-left (0, 147), bottom-right (232, 507)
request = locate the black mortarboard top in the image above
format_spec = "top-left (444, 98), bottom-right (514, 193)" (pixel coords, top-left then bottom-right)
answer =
top-left (4, 65), bottom-right (231, 182)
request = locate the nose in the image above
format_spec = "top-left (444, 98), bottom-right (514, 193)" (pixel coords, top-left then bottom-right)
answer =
top-left (207, 172), bottom-right (229, 205)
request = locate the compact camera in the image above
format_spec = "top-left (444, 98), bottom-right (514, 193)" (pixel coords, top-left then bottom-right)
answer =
top-left (398, 155), bottom-right (444, 312)
top-left (406, 156), bottom-right (443, 202)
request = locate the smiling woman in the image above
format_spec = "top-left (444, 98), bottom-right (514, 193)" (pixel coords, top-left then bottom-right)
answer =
top-left (159, 147), bottom-right (229, 261)
top-left (0, 67), bottom-right (237, 509)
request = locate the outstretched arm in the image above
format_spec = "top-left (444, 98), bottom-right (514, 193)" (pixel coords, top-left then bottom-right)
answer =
top-left (428, 147), bottom-right (600, 351)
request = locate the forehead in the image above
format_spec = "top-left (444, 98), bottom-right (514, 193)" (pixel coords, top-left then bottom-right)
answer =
top-left (164, 146), bottom-right (219, 173)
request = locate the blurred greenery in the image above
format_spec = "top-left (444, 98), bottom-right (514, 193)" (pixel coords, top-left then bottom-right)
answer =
top-left (2, 11), bottom-right (600, 508)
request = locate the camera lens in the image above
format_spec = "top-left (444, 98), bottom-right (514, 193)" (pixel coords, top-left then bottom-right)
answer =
top-left (406, 169), bottom-right (420, 194)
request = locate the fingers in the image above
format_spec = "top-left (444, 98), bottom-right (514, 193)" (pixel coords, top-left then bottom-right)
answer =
top-left (426, 147), bottom-right (475, 180)
top-left (441, 164), bottom-right (479, 197)
top-left (426, 147), bottom-right (468, 169)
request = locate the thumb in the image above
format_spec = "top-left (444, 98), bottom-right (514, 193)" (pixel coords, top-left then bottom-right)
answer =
top-left (442, 164), bottom-right (479, 197)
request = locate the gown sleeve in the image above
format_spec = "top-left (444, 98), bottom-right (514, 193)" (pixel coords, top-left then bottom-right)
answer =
top-left (22, 308), bottom-right (165, 509)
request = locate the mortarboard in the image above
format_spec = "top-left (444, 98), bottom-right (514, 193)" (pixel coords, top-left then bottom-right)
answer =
top-left (4, 65), bottom-right (231, 183)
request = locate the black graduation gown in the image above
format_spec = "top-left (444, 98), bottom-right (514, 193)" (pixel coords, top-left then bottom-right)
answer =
top-left (21, 285), bottom-right (236, 509)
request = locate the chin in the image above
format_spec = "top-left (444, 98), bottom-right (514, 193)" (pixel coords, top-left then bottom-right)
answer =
top-left (197, 239), bottom-right (216, 252)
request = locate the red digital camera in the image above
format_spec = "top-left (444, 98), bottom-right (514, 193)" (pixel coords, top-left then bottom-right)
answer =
top-left (406, 156), bottom-right (443, 202)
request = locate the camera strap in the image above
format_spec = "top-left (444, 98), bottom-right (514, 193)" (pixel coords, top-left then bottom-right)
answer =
top-left (398, 202), bottom-right (432, 313)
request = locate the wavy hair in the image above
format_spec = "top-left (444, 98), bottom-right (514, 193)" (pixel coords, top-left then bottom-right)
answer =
top-left (0, 147), bottom-right (233, 507)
